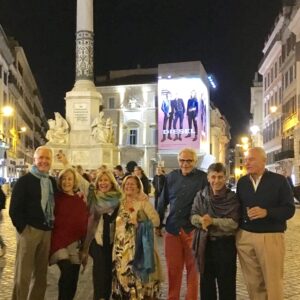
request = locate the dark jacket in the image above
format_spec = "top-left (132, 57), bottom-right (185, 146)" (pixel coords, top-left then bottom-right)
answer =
top-left (237, 171), bottom-right (295, 233)
top-left (141, 175), bottom-right (150, 195)
top-left (9, 173), bottom-right (58, 233)
top-left (0, 186), bottom-right (6, 210)
top-left (158, 168), bottom-right (207, 235)
top-left (152, 174), bottom-right (166, 198)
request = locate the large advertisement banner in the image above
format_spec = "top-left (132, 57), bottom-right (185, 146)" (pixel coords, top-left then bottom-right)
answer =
top-left (158, 77), bottom-right (209, 152)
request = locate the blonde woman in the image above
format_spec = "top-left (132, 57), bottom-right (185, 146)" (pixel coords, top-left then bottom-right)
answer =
top-left (81, 170), bottom-right (122, 300)
top-left (112, 175), bottom-right (162, 300)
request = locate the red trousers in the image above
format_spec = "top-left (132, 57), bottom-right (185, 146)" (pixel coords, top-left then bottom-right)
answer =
top-left (165, 229), bottom-right (199, 300)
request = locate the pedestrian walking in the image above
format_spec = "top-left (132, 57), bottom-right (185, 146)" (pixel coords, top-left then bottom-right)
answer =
top-left (134, 166), bottom-right (150, 195)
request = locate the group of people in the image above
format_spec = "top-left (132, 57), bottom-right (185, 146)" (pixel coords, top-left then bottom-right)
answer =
top-left (6, 145), bottom-right (296, 300)
top-left (9, 146), bottom-right (162, 300)
top-left (157, 147), bottom-right (295, 300)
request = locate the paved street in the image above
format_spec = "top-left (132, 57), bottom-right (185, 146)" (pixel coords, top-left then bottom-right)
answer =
top-left (1, 199), bottom-right (300, 299)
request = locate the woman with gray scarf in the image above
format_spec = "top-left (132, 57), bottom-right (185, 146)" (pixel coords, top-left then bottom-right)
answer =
top-left (191, 163), bottom-right (240, 300)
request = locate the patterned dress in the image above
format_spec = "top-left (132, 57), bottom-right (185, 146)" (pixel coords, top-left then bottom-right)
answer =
top-left (112, 199), bottom-right (161, 300)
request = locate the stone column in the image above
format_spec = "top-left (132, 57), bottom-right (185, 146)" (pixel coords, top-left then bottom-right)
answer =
top-left (75, 0), bottom-right (94, 82)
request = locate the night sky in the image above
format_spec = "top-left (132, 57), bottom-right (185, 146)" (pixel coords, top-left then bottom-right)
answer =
top-left (0, 0), bottom-right (282, 142)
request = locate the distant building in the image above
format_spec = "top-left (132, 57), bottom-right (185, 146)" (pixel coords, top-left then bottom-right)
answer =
top-left (256, 0), bottom-right (300, 183)
top-left (0, 25), bottom-right (48, 179)
top-left (250, 72), bottom-right (263, 147)
top-left (96, 62), bottom-right (230, 177)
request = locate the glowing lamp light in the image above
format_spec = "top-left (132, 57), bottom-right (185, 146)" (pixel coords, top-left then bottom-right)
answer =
top-left (250, 125), bottom-right (260, 135)
top-left (241, 136), bottom-right (249, 144)
top-left (235, 168), bottom-right (242, 177)
top-left (2, 106), bottom-right (14, 117)
top-left (167, 75), bottom-right (171, 79)
top-left (20, 127), bottom-right (27, 133)
top-left (270, 106), bottom-right (278, 113)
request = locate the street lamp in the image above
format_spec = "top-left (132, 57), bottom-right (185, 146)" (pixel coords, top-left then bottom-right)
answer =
top-left (250, 125), bottom-right (260, 135)
top-left (1, 105), bottom-right (14, 117)
top-left (270, 106), bottom-right (278, 114)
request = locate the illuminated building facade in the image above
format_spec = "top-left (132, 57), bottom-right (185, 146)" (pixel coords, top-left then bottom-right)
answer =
top-left (0, 25), bottom-right (48, 179)
top-left (97, 62), bottom-right (230, 177)
top-left (257, 1), bottom-right (300, 184)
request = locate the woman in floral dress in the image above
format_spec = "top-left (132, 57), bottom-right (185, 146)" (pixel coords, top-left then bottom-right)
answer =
top-left (112, 175), bottom-right (162, 300)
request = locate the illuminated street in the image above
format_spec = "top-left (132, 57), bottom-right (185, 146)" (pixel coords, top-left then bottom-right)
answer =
top-left (1, 199), bottom-right (300, 300)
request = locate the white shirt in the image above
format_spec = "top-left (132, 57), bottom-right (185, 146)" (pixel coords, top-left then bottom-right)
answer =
top-left (249, 174), bottom-right (263, 191)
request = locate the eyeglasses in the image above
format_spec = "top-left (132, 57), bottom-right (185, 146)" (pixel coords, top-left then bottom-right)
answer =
top-left (179, 159), bottom-right (194, 164)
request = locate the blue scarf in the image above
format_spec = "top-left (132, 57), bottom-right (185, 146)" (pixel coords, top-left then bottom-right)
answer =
top-left (30, 165), bottom-right (55, 227)
top-left (133, 219), bottom-right (155, 283)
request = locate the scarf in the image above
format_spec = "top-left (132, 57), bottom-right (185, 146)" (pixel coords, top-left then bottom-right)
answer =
top-left (133, 219), bottom-right (155, 283)
top-left (82, 186), bottom-right (121, 253)
top-left (192, 185), bottom-right (240, 274)
top-left (205, 186), bottom-right (240, 222)
top-left (50, 192), bottom-right (88, 257)
top-left (30, 165), bottom-right (55, 227)
top-left (88, 185), bottom-right (121, 215)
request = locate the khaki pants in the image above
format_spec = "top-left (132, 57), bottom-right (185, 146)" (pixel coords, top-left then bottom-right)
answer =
top-left (12, 225), bottom-right (51, 300)
top-left (236, 229), bottom-right (285, 300)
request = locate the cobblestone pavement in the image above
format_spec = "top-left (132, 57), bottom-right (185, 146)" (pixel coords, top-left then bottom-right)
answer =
top-left (1, 198), bottom-right (300, 300)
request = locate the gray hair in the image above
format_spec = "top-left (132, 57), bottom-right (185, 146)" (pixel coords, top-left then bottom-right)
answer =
top-left (177, 148), bottom-right (198, 162)
top-left (34, 146), bottom-right (53, 158)
top-left (249, 147), bottom-right (267, 161)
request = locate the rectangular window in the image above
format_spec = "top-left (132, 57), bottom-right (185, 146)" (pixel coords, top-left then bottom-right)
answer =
top-left (108, 97), bottom-right (115, 109)
top-left (271, 68), bottom-right (273, 83)
top-left (18, 62), bottom-right (23, 77)
top-left (3, 72), bottom-right (8, 85)
top-left (279, 87), bottom-right (282, 103)
top-left (279, 55), bottom-right (282, 67)
top-left (3, 92), bottom-right (7, 104)
top-left (275, 62), bottom-right (277, 78)
top-left (0, 65), bottom-right (2, 79)
top-left (129, 129), bottom-right (137, 145)
top-left (289, 66), bottom-right (293, 84)
top-left (285, 72), bottom-right (288, 89)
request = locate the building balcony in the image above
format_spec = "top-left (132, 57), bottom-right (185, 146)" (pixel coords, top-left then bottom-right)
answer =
top-left (274, 150), bottom-right (294, 161)
top-left (8, 75), bottom-right (23, 98)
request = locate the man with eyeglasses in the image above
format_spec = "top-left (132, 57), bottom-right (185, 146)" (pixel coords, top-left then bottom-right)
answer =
top-left (158, 148), bottom-right (207, 300)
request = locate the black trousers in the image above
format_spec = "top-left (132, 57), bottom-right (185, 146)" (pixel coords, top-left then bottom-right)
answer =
top-left (57, 259), bottom-right (80, 300)
top-left (200, 236), bottom-right (237, 300)
top-left (187, 114), bottom-right (198, 135)
top-left (89, 239), bottom-right (113, 300)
